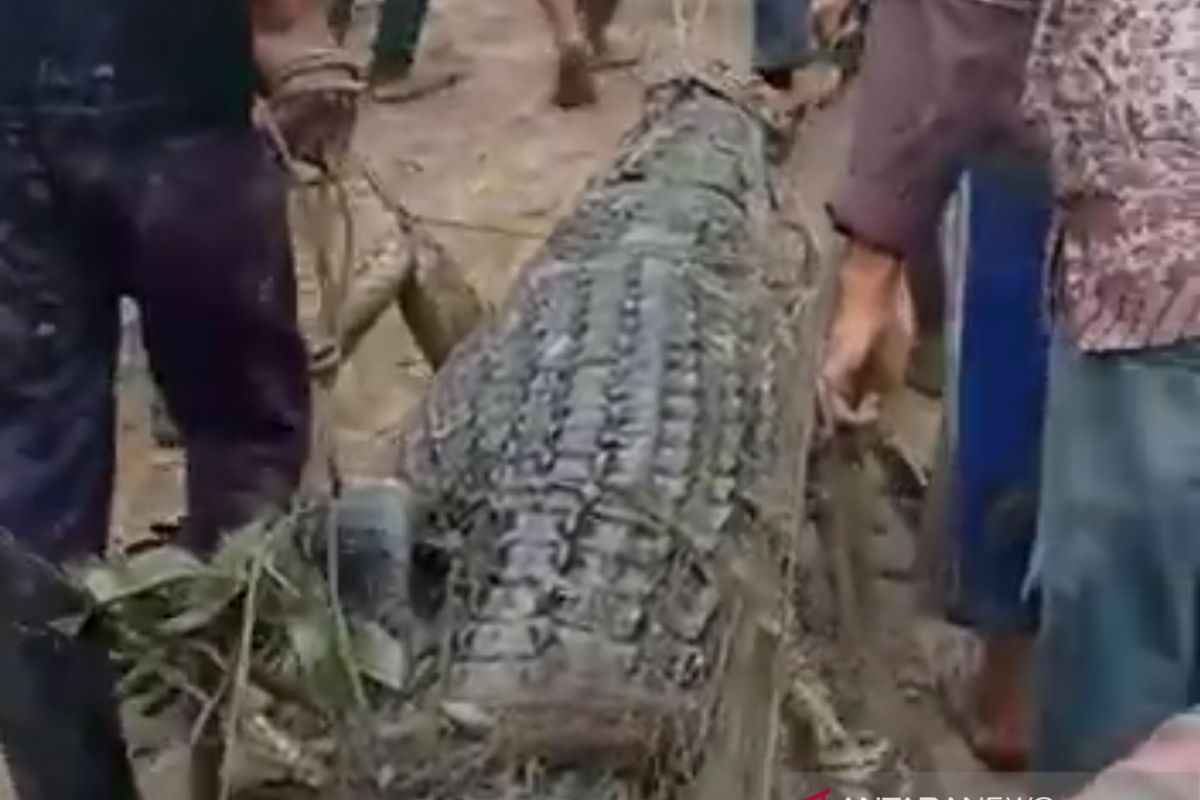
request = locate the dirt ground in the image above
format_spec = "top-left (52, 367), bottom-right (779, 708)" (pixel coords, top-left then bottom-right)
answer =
top-left (0, 0), bottom-right (988, 796)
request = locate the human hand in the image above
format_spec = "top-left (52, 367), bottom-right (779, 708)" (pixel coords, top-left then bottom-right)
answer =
top-left (819, 240), bottom-right (915, 430)
top-left (255, 14), bottom-right (363, 168)
top-left (268, 67), bottom-right (361, 168)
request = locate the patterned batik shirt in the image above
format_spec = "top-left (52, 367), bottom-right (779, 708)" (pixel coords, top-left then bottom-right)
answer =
top-left (1024, 0), bottom-right (1200, 351)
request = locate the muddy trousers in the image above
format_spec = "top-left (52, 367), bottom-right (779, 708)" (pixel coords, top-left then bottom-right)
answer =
top-left (1031, 336), bottom-right (1200, 774)
top-left (0, 116), bottom-right (310, 565)
top-left (0, 116), bottom-right (309, 799)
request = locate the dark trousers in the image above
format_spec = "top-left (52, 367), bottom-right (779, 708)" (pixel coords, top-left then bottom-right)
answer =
top-left (0, 531), bottom-right (140, 800)
top-left (329, 0), bottom-right (431, 76)
top-left (753, 0), bottom-right (811, 72)
top-left (940, 162), bottom-right (1050, 635)
top-left (374, 0), bottom-right (432, 74)
top-left (0, 112), bottom-right (310, 564)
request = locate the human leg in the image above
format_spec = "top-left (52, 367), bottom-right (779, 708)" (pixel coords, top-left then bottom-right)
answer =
top-left (754, 0), bottom-right (813, 89)
top-left (581, 0), bottom-right (622, 58)
top-left (126, 128), bottom-right (310, 552)
top-left (0, 119), bottom-right (136, 798)
top-left (0, 532), bottom-right (138, 800)
top-left (534, 0), bottom-right (597, 108)
top-left (370, 0), bottom-right (432, 82)
top-left (934, 162), bottom-right (1051, 769)
top-left (0, 125), bottom-right (120, 564)
top-left (949, 162), bottom-right (1049, 635)
top-left (1033, 337), bottom-right (1200, 774)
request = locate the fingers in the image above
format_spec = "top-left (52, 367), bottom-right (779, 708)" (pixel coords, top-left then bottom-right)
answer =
top-left (866, 271), bottom-right (917, 396)
top-left (818, 308), bottom-right (884, 435)
top-left (819, 242), bottom-right (912, 432)
top-left (817, 376), bottom-right (880, 440)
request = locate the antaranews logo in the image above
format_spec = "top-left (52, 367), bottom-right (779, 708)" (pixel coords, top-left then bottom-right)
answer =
top-left (807, 790), bottom-right (1055, 800)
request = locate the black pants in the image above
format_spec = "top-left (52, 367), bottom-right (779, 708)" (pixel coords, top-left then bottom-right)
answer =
top-left (0, 106), bottom-right (311, 798)
top-left (0, 111), bottom-right (311, 564)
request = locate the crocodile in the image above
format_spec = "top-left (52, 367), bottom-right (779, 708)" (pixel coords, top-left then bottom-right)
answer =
top-left (326, 75), bottom-right (842, 800)
top-left (0, 74), bottom-right (906, 800)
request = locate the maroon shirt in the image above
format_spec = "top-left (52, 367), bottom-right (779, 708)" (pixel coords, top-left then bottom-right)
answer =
top-left (833, 0), bottom-right (1200, 352)
top-left (828, 0), bottom-right (1041, 331)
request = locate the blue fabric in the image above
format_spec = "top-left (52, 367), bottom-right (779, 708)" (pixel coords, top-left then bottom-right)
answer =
top-left (1033, 336), bottom-right (1200, 774)
top-left (753, 0), bottom-right (811, 71)
top-left (944, 162), bottom-right (1052, 634)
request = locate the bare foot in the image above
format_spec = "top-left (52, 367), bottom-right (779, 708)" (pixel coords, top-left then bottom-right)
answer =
top-left (370, 68), bottom-right (464, 104)
top-left (553, 42), bottom-right (598, 108)
top-left (934, 629), bottom-right (1031, 772)
top-left (369, 56), bottom-right (465, 104)
top-left (971, 634), bottom-right (1031, 771)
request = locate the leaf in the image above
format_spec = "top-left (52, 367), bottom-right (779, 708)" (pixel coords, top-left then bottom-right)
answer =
top-left (211, 523), bottom-right (276, 578)
top-left (48, 610), bottom-right (91, 638)
top-left (285, 607), bottom-right (335, 683)
top-left (78, 547), bottom-right (203, 606)
top-left (115, 658), bottom-right (166, 700)
top-left (350, 620), bottom-right (408, 692)
top-left (439, 700), bottom-right (496, 737)
top-left (285, 605), bottom-right (361, 712)
top-left (133, 679), bottom-right (183, 719)
top-left (158, 576), bottom-right (243, 636)
top-left (262, 558), bottom-right (302, 600)
top-left (115, 649), bottom-right (210, 708)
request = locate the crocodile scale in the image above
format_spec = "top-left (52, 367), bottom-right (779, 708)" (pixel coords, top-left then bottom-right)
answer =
top-left (395, 78), bottom-right (808, 709)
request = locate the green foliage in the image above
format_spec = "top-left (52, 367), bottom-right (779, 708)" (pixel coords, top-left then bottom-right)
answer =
top-left (68, 515), bottom-right (407, 792)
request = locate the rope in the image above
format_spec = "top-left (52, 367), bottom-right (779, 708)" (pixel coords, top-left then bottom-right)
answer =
top-left (670, 0), bottom-right (706, 70)
top-left (260, 100), bottom-right (356, 495)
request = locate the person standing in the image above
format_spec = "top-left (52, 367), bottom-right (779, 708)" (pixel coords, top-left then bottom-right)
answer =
top-left (1021, 0), bottom-right (1200, 774)
top-left (822, 0), bottom-right (1046, 770)
top-left (368, 0), bottom-right (434, 84)
top-left (931, 161), bottom-right (1051, 771)
top-left (0, 0), bottom-right (356, 795)
top-left (829, 0), bottom-right (1200, 777)
top-left (753, 0), bottom-right (813, 91)
top-left (329, 0), bottom-right (464, 102)
top-left (534, 0), bottom-right (627, 108)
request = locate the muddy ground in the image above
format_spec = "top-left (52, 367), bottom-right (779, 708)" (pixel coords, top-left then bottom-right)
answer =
top-left (0, 0), bottom-right (989, 795)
